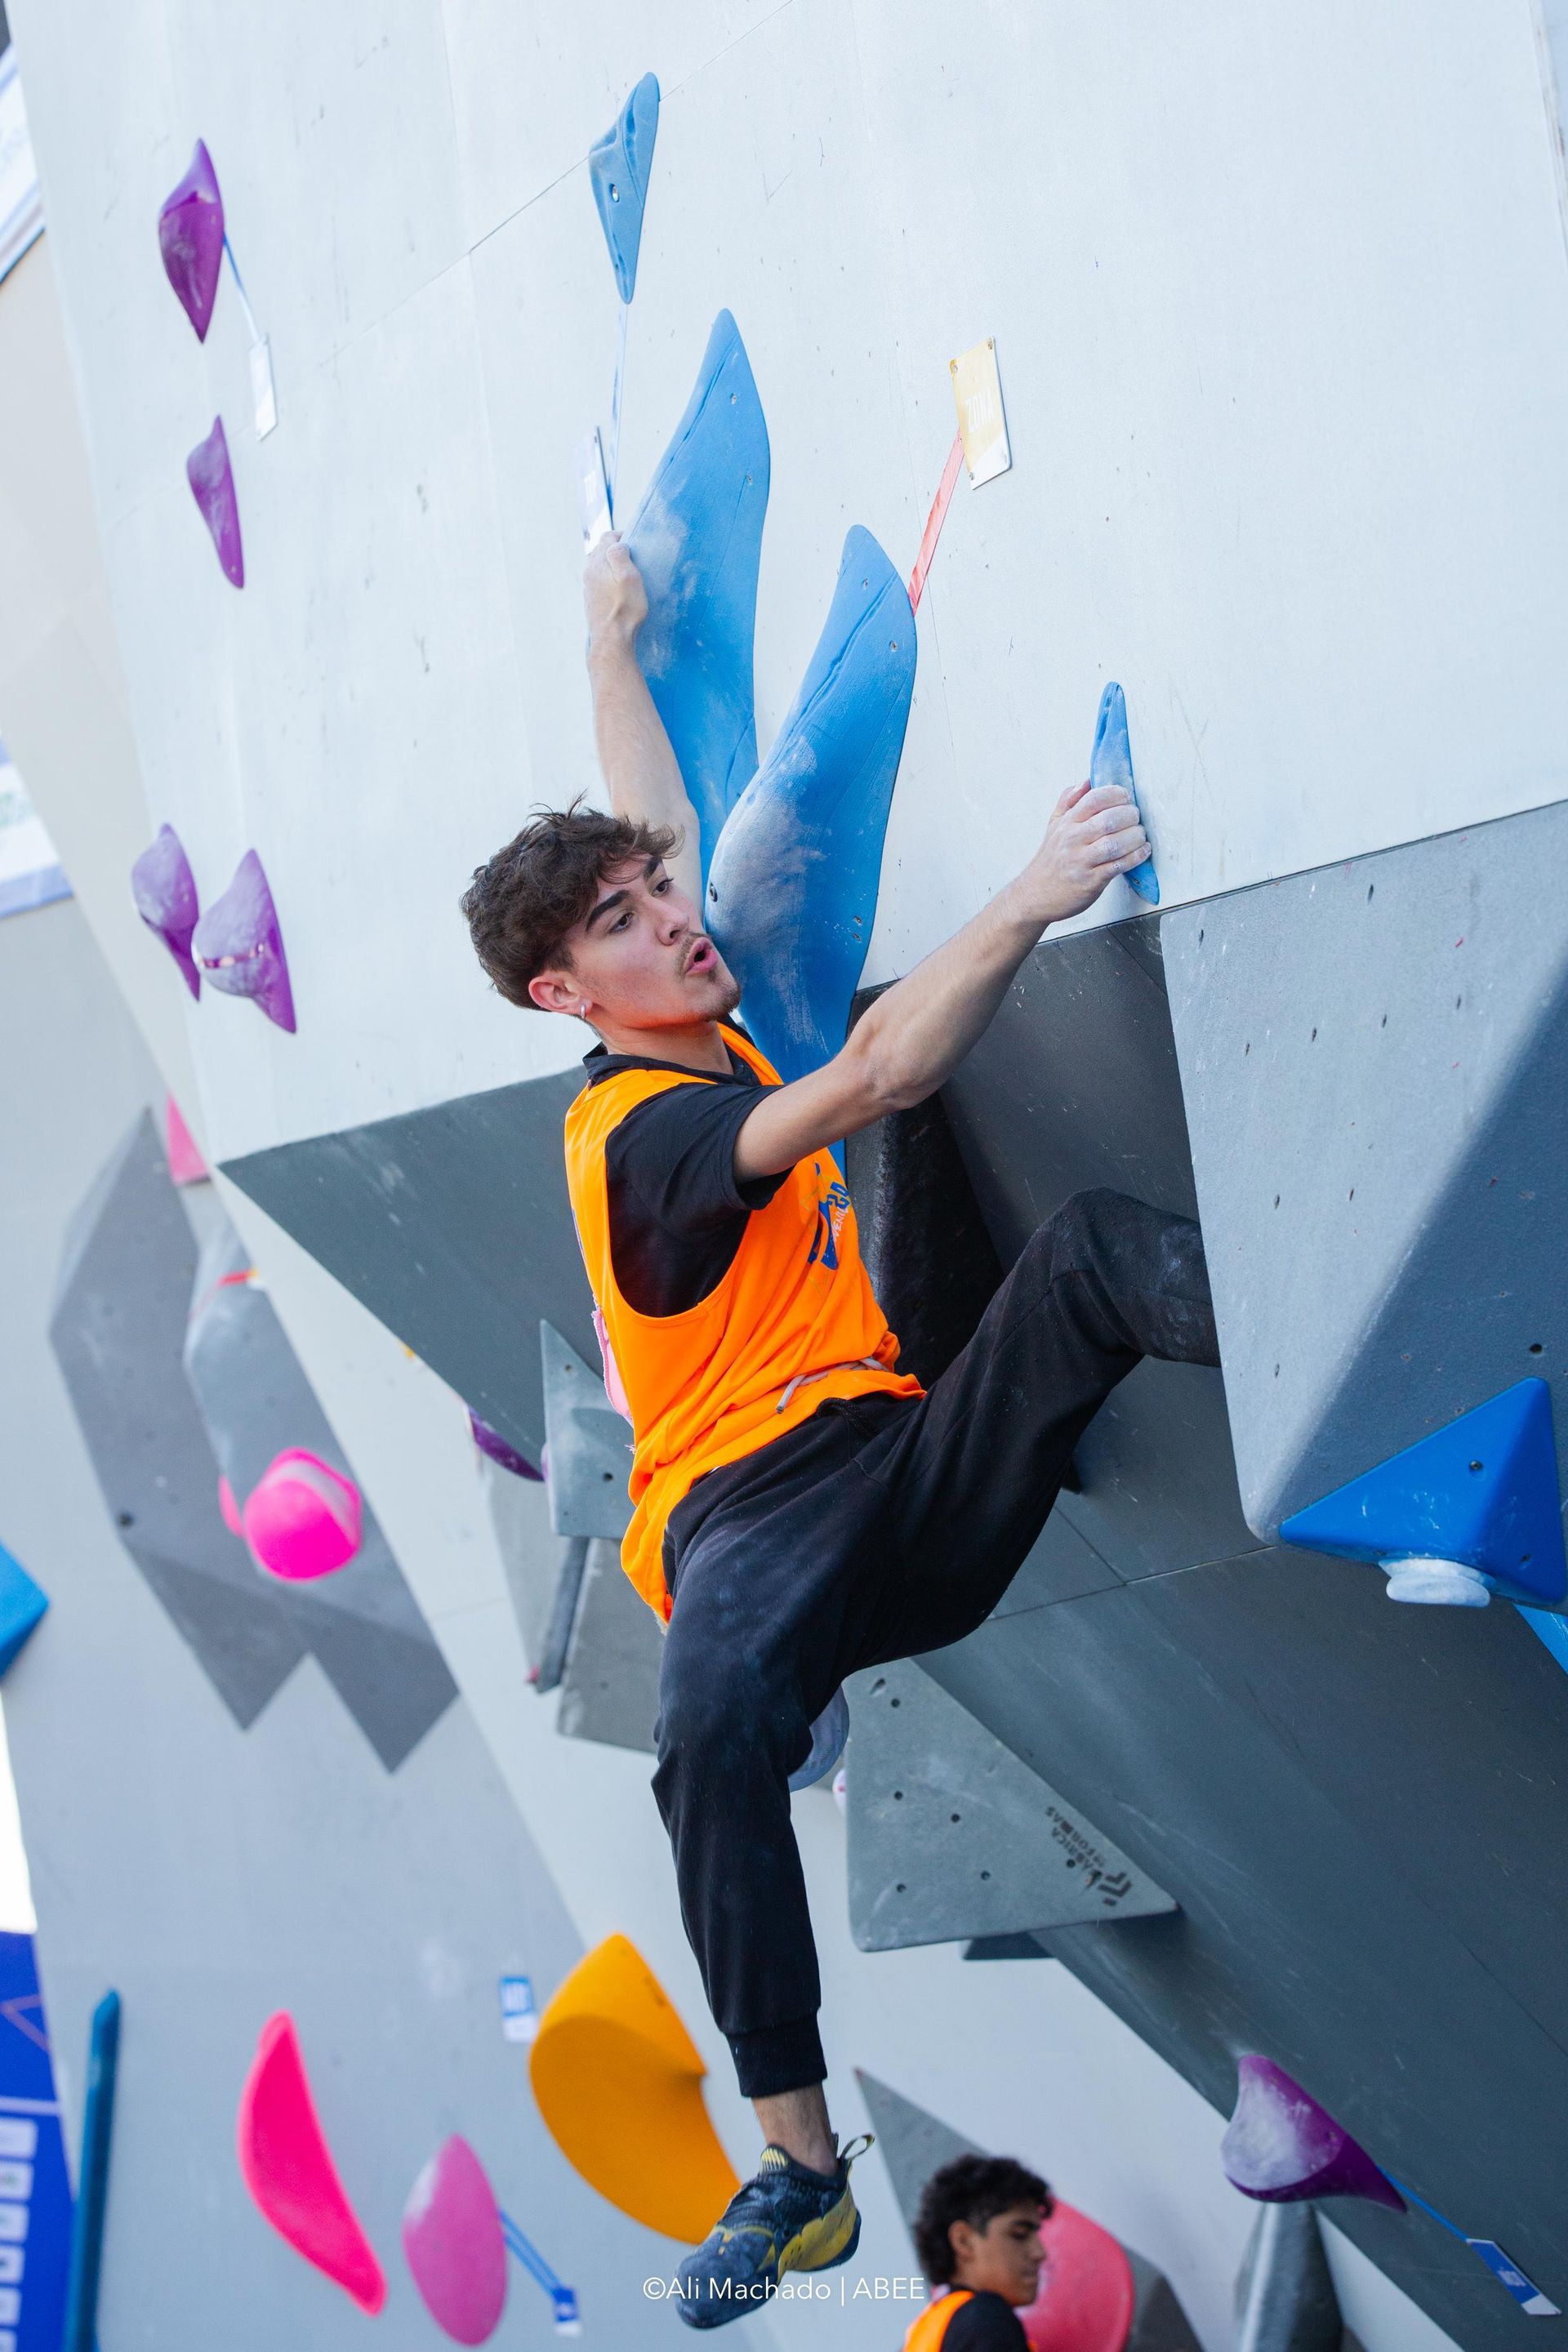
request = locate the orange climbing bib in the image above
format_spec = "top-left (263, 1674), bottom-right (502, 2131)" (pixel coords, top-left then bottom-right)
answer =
top-left (902, 2290), bottom-right (975, 2350)
top-left (564, 1022), bottom-right (921, 1619)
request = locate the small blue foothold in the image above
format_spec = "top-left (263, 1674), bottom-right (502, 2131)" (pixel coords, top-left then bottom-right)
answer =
top-left (0, 1544), bottom-right (47, 1677)
top-left (626, 311), bottom-right (770, 883)
top-left (1281, 1378), bottom-right (1568, 1608)
top-left (706, 525), bottom-right (915, 1085)
top-left (589, 73), bottom-right (660, 304)
top-left (1091, 682), bottom-right (1158, 905)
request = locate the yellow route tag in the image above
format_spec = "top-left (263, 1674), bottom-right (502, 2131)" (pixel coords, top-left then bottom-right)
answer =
top-left (950, 336), bottom-right (1011, 488)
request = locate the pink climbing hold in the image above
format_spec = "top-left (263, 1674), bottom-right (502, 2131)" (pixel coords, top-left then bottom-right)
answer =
top-left (217, 1475), bottom-right (244, 1539)
top-left (402, 2135), bottom-right (508, 2345)
top-left (165, 1094), bottom-right (209, 1186)
top-left (236, 2011), bottom-right (387, 2312)
top-left (1222, 2055), bottom-right (1406, 2210)
top-left (243, 1450), bottom-right (363, 1581)
top-left (1018, 2199), bottom-right (1135, 2352)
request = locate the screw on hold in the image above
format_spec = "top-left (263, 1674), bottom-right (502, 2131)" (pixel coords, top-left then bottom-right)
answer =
top-left (609, 182), bottom-right (620, 201)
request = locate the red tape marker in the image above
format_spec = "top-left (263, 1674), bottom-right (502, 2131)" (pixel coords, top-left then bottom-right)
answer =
top-left (908, 430), bottom-right (964, 613)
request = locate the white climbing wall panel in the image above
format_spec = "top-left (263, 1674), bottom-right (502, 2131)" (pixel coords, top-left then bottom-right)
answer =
top-left (7, 0), bottom-right (1568, 1160)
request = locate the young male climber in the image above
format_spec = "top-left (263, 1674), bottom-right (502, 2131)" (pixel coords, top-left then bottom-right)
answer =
top-left (461, 535), bottom-right (1219, 2331)
top-left (905, 2154), bottom-right (1053, 2350)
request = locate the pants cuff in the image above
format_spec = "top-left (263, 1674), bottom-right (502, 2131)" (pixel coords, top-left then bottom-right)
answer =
top-left (728, 2015), bottom-right (826, 2101)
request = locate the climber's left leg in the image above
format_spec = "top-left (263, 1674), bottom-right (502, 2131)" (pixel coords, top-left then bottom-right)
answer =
top-left (850, 1187), bottom-right (1219, 1662)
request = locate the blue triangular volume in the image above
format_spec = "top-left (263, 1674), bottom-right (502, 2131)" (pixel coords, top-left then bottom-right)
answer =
top-left (1091, 682), bottom-right (1158, 905)
top-left (1281, 1379), bottom-right (1567, 1607)
top-left (626, 311), bottom-right (770, 883)
top-left (589, 72), bottom-right (660, 304)
top-left (706, 525), bottom-right (916, 1085)
top-left (0, 1544), bottom-right (48, 1677)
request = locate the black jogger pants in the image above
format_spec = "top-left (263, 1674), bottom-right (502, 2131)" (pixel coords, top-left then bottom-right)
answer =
top-left (652, 1187), bottom-right (1220, 2100)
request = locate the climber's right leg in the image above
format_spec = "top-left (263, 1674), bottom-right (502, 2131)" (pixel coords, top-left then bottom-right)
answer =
top-left (653, 1399), bottom-right (906, 2327)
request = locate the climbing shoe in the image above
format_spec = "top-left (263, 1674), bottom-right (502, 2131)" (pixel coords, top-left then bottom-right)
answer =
top-left (673, 2136), bottom-right (871, 2329)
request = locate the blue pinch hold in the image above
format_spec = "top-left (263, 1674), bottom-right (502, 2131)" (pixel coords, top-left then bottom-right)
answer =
top-left (589, 72), bottom-right (660, 304)
top-left (705, 525), bottom-right (916, 1085)
top-left (0, 1544), bottom-right (48, 1677)
top-left (1092, 682), bottom-right (1158, 904)
top-left (626, 310), bottom-right (770, 884)
top-left (1280, 1377), bottom-right (1568, 1609)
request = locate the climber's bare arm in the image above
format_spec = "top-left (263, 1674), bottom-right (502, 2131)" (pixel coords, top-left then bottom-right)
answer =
top-left (584, 535), bottom-right (703, 906)
top-left (733, 781), bottom-right (1149, 1183)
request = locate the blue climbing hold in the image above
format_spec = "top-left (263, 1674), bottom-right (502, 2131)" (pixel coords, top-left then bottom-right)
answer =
top-left (626, 311), bottom-right (770, 884)
top-left (589, 73), bottom-right (660, 305)
top-left (0, 1544), bottom-right (47, 1677)
top-left (706, 525), bottom-right (915, 1085)
top-left (1280, 1379), bottom-right (1568, 1608)
top-left (1092, 683), bottom-right (1158, 905)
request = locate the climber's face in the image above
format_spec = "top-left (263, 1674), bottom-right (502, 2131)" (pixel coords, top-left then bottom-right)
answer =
top-left (529, 856), bottom-right (741, 1036)
top-left (948, 2202), bottom-right (1047, 2308)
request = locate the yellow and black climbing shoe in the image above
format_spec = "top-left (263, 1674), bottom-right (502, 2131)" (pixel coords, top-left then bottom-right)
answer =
top-left (673, 2136), bottom-right (872, 2329)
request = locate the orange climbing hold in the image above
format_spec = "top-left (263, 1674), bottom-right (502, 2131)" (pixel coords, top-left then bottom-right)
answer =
top-left (237, 2011), bottom-right (387, 2312)
top-left (529, 1934), bottom-right (739, 2243)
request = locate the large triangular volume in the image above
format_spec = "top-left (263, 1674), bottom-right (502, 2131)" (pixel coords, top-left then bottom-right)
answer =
top-left (1281, 1378), bottom-right (1566, 1607)
top-left (540, 1322), bottom-right (633, 1542)
top-left (853, 2072), bottom-right (984, 2234)
top-left (845, 1659), bottom-right (1177, 1952)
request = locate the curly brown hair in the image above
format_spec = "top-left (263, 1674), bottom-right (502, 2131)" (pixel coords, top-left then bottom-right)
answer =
top-left (461, 800), bottom-right (680, 1009)
top-left (912, 2154), bottom-right (1052, 2287)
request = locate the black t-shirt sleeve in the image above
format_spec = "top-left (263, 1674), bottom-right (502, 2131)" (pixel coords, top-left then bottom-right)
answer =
top-left (942, 2293), bottom-right (1031, 2351)
top-left (604, 1076), bottom-right (786, 1317)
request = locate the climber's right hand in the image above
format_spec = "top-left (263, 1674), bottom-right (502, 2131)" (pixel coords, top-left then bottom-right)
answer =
top-left (583, 532), bottom-right (648, 654)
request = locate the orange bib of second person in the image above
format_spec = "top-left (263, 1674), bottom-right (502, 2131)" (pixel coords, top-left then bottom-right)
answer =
top-left (564, 1023), bottom-right (921, 1619)
top-left (902, 2290), bottom-right (976, 2350)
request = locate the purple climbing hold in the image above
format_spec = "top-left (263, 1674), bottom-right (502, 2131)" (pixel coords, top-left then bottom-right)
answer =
top-left (190, 850), bottom-right (295, 1031)
top-left (131, 824), bottom-right (202, 999)
top-left (468, 1410), bottom-right (542, 1482)
top-left (158, 139), bottom-right (225, 341)
top-left (1222, 2056), bottom-right (1406, 2210)
top-left (187, 416), bottom-right (244, 587)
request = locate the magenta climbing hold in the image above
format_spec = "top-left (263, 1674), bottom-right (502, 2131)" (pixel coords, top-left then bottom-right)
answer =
top-left (158, 139), bottom-right (225, 341)
top-left (131, 826), bottom-right (202, 999)
top-left (467, 1410), bottom-right (542, 1481)
top-left (243, 1450), bottom-right (363, 1581)
top-left (237, 2011), bottom-right (387, 2311)
top-left (402, 2135), bottom-right (508, 2345)
top-left (191, 849), bottom-right (295, 1031)
top-left (1222, 2056), bottom-right (1406, 2210)
top-left (187, 416), bottom-right (244, 587)
top-left (164, 1094), bottom-right (208, 1185)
